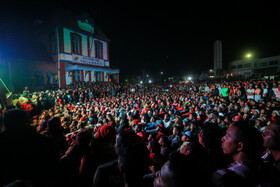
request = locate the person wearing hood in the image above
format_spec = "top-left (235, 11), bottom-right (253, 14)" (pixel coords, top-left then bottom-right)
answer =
top-left (79, 125), bottom-right (117, 187)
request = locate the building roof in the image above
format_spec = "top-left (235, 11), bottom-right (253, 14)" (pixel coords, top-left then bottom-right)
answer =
top-left (39, 8), bottom-right (109, 41)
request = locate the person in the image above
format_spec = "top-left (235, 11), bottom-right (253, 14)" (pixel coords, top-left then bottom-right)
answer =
top-left (79, 124), bottom-right (117, 187)
top-left (212, 121), bottom-right (264, 187)
top-left (246, 84), bottom-right (255, 101)
top-left (177, 131), bottom-right (193, 151)
top-left (198, 123), bottom-right (232, 173)
top-left (221, 85), bottom-right (229, 101)
top-left (168, 126), bottom-right (182, 151)
top-left (153, 151), bottom-right (207, 187)
top-left (40, 116), bottom-right (68, 159)
top-left (158, 136), bottom-right (171, 162)
top-left (254, 84), bottom-right (262, 103)
top-left (116, 130), bottom-right (150, 187)
top-left (0, 109), bottom-right (56, 187)
top-left (57, 130), bottom-right (92, 187)
top-left (147, 140), bottom-right (164, 173)
top-left (258, 122), bottom-right (280, 186)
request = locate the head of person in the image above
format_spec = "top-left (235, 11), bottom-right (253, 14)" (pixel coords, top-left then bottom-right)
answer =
top-left (147, 140), bottom-right (161, 154)
top-left (158, 136), bottom-right (170, 147)
top-left (172, 126), bottom-right (181, 136)
top-left (95, 124), bottom-right (116, 144)
top-left (154, 151), bottom-right (206, 187)
top-left (2, 109), bottom-right (29, 130)
top-left (222, 121), bottom-right (264, 160)
top-left (198, 122), bottom-right (224, 153)
top-left (116, 130), bottom-right (150, 177)
top-left (47, 117), bottom-right (62, 130)
top-left (263, 122), bottom-right (280, 151)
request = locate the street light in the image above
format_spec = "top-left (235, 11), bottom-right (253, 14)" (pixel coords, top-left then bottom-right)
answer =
top-left (149, 80), bottom-right (152, 83)
top-left (140, 81), bottom-right (143, 84)
top-left (246, 53), bottom-right (252, 58)
top-left (160, 72), bottom-right (163, 75)
top-left (188, 77), bottom-right (192, 81)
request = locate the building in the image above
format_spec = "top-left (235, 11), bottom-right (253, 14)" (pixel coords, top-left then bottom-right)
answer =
top-left (0, 9), bottom-right (119, 91)
top-left (229, 55), bottom-right (280, 79)
top-left (38, 10), bottom-right (120, 88)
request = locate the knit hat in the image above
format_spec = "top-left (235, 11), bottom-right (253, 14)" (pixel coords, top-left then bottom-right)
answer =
top-left (272, 110), bottom-right (280, 116)
top-left (95, 125), bottom-right (116, 143)
top-left (232, 115), bottom-right (241, 121)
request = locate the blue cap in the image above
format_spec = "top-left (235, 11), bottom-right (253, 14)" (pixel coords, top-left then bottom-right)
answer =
top-left (184, 131), bottom-right (192, 137)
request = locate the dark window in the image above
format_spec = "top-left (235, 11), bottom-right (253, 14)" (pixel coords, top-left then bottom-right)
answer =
top-left (96, 43), bottom-right (101, 58)
top-left (71, 33), bottom-right (82, 54)
top-left (231, 65), bottom-right (237, 69)
top-left (72, 35), bottom-right (80, 54)
top-left (244, 63), bottom-right (251, 68)
top-left (260, 62), bottom-right (267, 66)
top-left (269, 60), bottom-right (278, 66)
top-left (94, 41), bottom-right (103, 59)
top-left (237, 64), bottom-right (243, 69)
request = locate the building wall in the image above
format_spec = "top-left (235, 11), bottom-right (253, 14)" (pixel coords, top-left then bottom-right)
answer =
top-left (229, 56), bottom-right (280, 77)
top-left (63, 28), bottom-right (108, 59)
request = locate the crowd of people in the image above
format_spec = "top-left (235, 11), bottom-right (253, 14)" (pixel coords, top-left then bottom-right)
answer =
top-left (0, 80), bottom-right (280, 187)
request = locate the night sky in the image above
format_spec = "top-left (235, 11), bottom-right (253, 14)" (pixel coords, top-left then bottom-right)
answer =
top-left (1, 1), bottom-right (280, 81)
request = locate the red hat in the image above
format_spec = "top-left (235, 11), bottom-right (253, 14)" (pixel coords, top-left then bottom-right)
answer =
top-left (233, 115), bottom-right (241, 121)
top-left (95, 125), bottom-right (116, 143)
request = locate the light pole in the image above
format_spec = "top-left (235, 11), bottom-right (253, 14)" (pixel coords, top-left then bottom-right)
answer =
top-left (245, 53), bottom-right (254, 76)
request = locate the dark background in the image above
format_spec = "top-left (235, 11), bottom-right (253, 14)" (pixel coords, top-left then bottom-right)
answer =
top-left (1, 0), bottom-right (279, 81)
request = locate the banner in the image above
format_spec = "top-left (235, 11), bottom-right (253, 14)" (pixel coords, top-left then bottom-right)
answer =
top-left (72, 54), bottom-right (105, 67)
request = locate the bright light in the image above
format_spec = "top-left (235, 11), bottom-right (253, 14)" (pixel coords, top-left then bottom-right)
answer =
top-left (148, 80), bottom-right (152, 83)
top-left (160, 72), bottom-right (163, 75)
top-left (140, 81), bottom-right (143, 84)
top-left (246, 53), bottom-right (252, 58)
top-left (146, 74), bottom-right (149, 77)
top-left (188, 77), bottom-right (192, 80)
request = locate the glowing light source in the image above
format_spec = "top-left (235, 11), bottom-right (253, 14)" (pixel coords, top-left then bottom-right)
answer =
top-left (246, 53), bottom-right (252, 58)
top-left (149, 80), bottom-right (152, 83)
top-left (140, 81), bottom-right (143, 84)
top-left (188, 77), bottom-right (192, 81)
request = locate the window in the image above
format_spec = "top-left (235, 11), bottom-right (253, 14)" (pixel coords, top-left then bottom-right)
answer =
top-left (244, 63), bottom-right (251, 68)
top-left (97, 72), bottom-right (102, 81)
top-left (231, 65), bottom-right (237, 69)
top-left (237, 64), bottom-right (243, 69)
top-left (269, 60), bottom-right (278, 66)
top-left (71, 33), bottom-right (82, 54)
top-left (95, 41), bottom-right (103, 58)
top-left (260, 62), bottom-right (267, 66)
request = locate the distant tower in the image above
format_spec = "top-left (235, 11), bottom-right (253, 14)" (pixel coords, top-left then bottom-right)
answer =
top-left (214, 40), bottom-right (222, 78)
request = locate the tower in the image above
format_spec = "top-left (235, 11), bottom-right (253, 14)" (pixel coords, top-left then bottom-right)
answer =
top-left (214, 40), bottom-right (222, 78)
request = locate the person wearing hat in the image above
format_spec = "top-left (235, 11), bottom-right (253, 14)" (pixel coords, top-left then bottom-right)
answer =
top-left (177, 131), bottom-right (193, 151)
top-left (271, 110), bottom-right (280, 122)
top-left (155, 123), bottom-right (167, 140)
